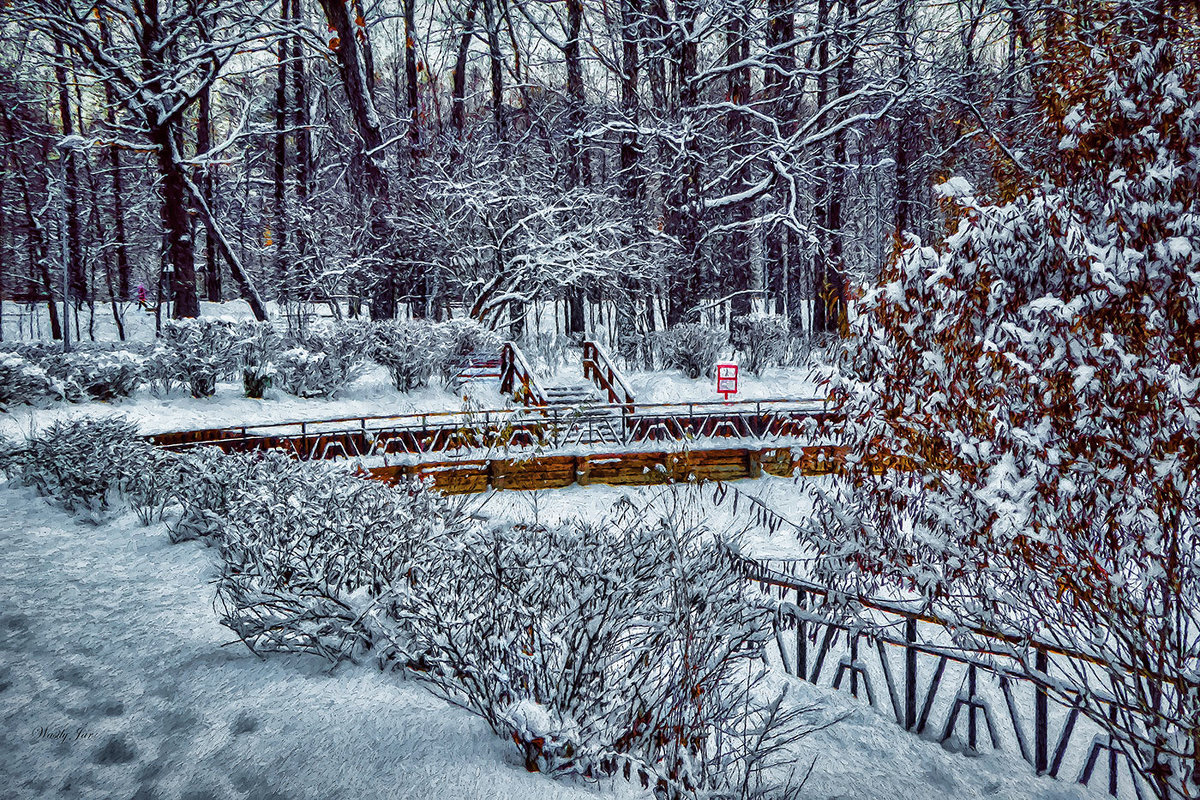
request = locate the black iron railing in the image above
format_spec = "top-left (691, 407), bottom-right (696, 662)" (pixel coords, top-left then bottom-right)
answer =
top-left (727, 551), bottom-right (1193, 799)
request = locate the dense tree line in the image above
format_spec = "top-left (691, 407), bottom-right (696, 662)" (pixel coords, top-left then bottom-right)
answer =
top-left (0, 0), bottom-right (1193, 344)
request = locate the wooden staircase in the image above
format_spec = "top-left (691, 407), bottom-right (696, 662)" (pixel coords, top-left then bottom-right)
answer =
top-left (448, 351), bottom-right (502, 393)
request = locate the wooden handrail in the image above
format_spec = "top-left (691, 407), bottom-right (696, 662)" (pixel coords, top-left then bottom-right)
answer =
top-left (582, 339), bottom-right (635, 413)
top-left (499, 341), bottom-right (548, 406)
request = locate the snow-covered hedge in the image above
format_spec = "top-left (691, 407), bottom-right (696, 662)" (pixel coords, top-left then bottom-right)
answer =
top-left (656, 323), bottom-right (728, 379)
top-left (155, 319), bottom-right (239, 398)
top-left (167, 447), bottom-right (280, 543)
top-left (214, 458), bottom-right (460, 662)
top-left (232, 322), bottom-right (281, 399)
top-left (41, 350), bottom-right (145, 402)
top-left (274, 323), bottom-right (370, 398)
top-left (0, 434), bottom-right (23, 479)
top-left (396, 515), bottom-right (774, 788)
top-left (369, 319), bottom-right (443, 391)
top-left (0, 352), bottom-right (64, 408)
top-left (14, 417), bottom-right (154, 518)
top-left (731, 313), bottom-right (789, 376)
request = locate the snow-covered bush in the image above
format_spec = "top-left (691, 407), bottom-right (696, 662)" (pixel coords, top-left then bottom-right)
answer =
top-left (656, 323), bottom-right (727, 379)
top-left (730, 314), bottom-right (789, 376)
top-left (232, 322), bottom-right (281, 399)
top-left (435, 318), bottom-right (502, 381)
top-left (16, 417), bottom-right (154, 518)
top-left (0, 341), bottom-right (61, 362)
top-left (168, 447), bottom-right (271, 543)
top-left (397, 510), bottom-right (774, 792)
top-left (806, 37), bottom-right (1200, 798)
top-left (125, 448), bottom-right (181, 526)
top-left (214, 460), bottom-right (463, 663)
top-left (0, 435), bottom-right (24, 479)
top-left (41, 350), bottom-right (144, 402)
top-left (158, 319), bottom-right (238, 397)
top-left (141, 344), bottom-right (185, 398)
top-left (0, 352), bottom-right (63, 408)
top-left (369, 319), bottom-right (443, 392)
top-left (275, 323), bottom-right (369, 398)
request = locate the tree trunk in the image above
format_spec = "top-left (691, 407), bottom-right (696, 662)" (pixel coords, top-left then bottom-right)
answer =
top-left (404, 0), bottom-right (421, 164)
top-left (450, 0), bottom-right (478, 161)
top-left (765, 0), bottom-right (796, 319)
top-left (53, 40), bottom-right (85, 304)
top-left (810, 0), bottom-right (831, 335)
top-left (293, 0), bottom-right (311, 201)
top-left (823, 0), bottom-right (856, 335)
top-left (619, 0), bottom-right (641, 202)
top-left (482, 0), bottom-right (506, 140)
top-left (3, 109), bottom-right (62, 340)
top-left (196, 85), bottom-right (222, 302)
top-left (317, 0), bottom-right (395, 319)
top-left (665, 0), bottom-right (701, 327)
top-left (152, 123), bottom-right (201, 319)
top-left (274, 0), bottom-right (290, 302)
top-left (564, 0), bottom-right (590, 187)
top-left (99, 13), bottom-right (132, 300)
top-left (894, 0), bottom-right (913, 237)
top-left (726, 2), bottom-right (753, 317)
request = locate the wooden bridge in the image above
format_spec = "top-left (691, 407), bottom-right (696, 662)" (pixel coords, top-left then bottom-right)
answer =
top-left (146, 397), bottom-right (834, 459)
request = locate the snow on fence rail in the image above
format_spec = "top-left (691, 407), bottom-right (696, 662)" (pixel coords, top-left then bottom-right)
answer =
top-left (145, 398), bottom-right (835, 458)
top-left (726, 552), bottom-right (1195, 799)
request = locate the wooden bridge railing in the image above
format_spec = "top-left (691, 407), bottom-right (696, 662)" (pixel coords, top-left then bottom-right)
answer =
top-left (146, 397), bottom-right (834, 457)
top-left (499, 341), bottom-right (548, 406)
top-left (582, 339), bottom-right (635, 412)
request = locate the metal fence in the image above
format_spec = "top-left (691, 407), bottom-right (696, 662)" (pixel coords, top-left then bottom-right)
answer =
top-left (728, 553), bottom-right (1192, 799)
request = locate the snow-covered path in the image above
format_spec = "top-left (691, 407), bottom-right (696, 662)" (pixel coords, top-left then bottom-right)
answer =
top-left (0, 489), bottom-right (623, 800)
top-left (0, 486), bottom-right (1097, 800)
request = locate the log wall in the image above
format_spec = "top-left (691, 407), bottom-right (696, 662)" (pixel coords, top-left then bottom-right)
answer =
top-left (365, 445), bottom-right (846, 495)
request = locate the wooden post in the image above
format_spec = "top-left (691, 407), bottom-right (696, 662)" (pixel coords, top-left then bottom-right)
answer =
top-left (576, 454), bottom-right (591, 487)
top-left (489, 459), bottom-right (507, 490)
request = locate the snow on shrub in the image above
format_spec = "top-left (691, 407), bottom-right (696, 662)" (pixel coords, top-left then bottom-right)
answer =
top-left (157, 319), bottom-right (238, 397)
top-left (16, 417), bottom-right (154, 519)
top-left (202, 456), bottom-right (822, 795)
top-left (124, 447), bottom-right (181, 526)
top-left (0, 352), bottom-right (63, 408)
top-left (213, 458), bottom-right (463, 663)
top-left (730, 314), bottom-right (789, 376)
top-left (395, 510), bottom-right (777, 793)
top-left (275, 323), bottom-right (369, 398)
top-left (168, 447), bottom-right (274, 543)
top-left (369, 319), bottom-right (443, 392)
top-left (232, 322), bottom-right (281, 399)
top-left (656, 323), bottom-right (728, 379)
top-left (805, 38), bottom-right (1200, 798)
top-left (41, 350), bottom-right (144, 402)
top-left (0, 434), bottom-right (24, 479)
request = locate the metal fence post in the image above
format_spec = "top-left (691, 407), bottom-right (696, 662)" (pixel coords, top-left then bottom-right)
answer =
top-left (1035, 646), bottom-right (1049, 774)
top-left (905, 617), bottom-right (918, 730)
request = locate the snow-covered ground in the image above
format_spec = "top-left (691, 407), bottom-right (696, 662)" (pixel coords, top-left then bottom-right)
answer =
top-left (0, 483), bottom-right (1098, 800)
top-left (467, 476), bottom-right (824, 562)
